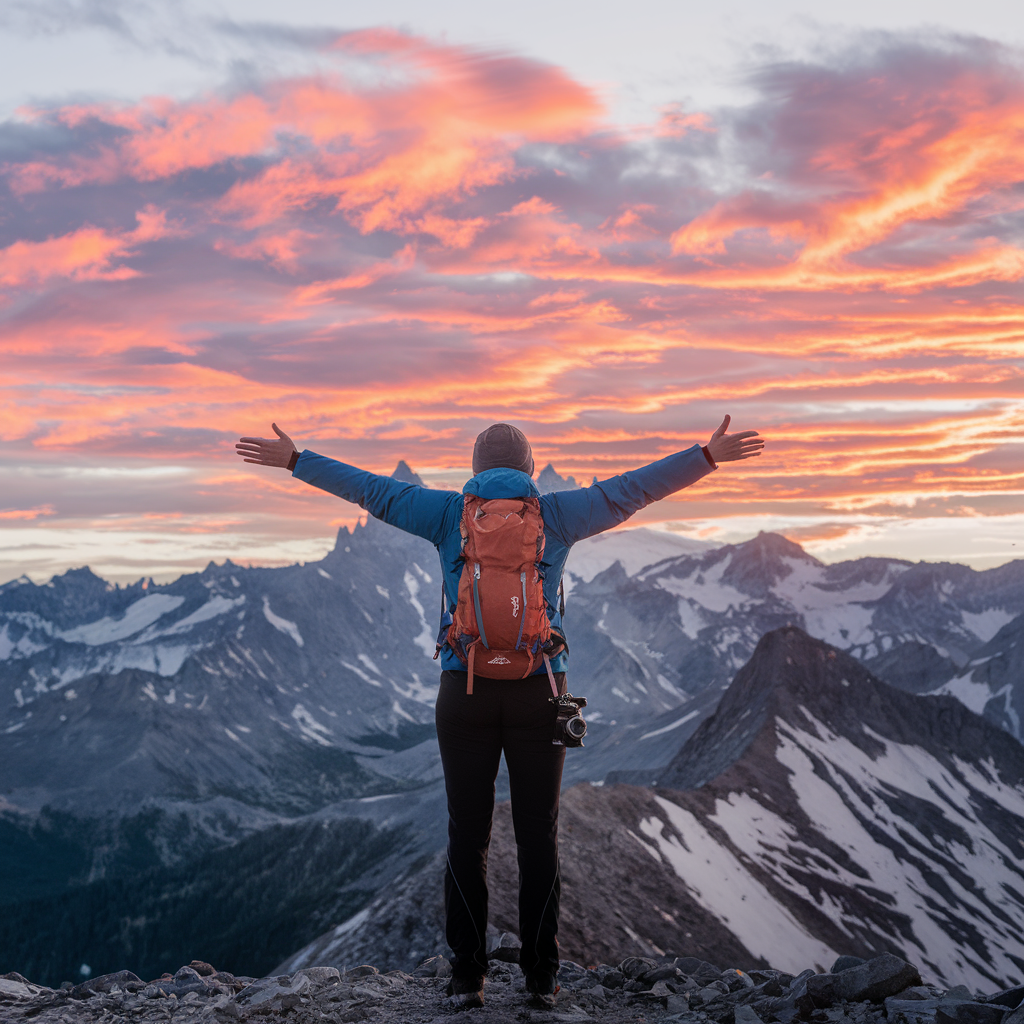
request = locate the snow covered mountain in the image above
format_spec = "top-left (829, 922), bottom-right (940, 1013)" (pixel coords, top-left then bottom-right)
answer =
top-left (560, 531), bottom-right (1024, 779)
top-left (0, 515), bottom-right (443, 824)
top-left (286, 628), bottom-right (1024, 992)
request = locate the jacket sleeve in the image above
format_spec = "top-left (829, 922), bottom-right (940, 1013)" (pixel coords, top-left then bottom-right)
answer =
top-left (291, 451), bottom-right (458, 546)
top-left (540, 444), bottom-right (715, 546)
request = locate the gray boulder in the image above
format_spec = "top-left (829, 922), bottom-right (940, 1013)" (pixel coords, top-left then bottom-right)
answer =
top-left (832, 956), bottom-right (867, 973)
top-left (989, 987), bottom-right (1024, 1010)
top-left (937, 1004), bottom-right (1008, 1024)
top-left (70, 970), bottom-right (144, 999)
top-left (834, 953), bottom-right (922, 1003)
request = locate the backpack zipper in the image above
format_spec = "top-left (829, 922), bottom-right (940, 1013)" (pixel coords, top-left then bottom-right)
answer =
top-left (472, 563), bottom-right (489, 649)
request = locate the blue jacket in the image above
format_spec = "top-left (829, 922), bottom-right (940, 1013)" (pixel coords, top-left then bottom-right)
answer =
top-left (293, 445), bottom-right (715, 673)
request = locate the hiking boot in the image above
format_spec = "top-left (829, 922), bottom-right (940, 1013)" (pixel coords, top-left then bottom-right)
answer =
top-left (524, 971), bottom-right (560, 1008)
top-left (446, 975), bottom-right (484, 1010)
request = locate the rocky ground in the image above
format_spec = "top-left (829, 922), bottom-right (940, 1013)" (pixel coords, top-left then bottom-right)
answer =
top-left (3, 947), bottom-right (1023, 1024)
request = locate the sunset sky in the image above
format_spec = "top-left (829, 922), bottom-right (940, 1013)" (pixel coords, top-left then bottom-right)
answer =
top-left (2, 0), bottom-right (1023, 583)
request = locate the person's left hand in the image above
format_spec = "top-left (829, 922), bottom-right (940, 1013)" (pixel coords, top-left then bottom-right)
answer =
top-left (706, 415), bottom-right (764, 463)
top-left (235, 423), bottom-right (297, 468)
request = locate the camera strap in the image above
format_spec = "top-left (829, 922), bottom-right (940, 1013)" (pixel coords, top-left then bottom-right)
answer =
top-left (542, 653), bottom-right (559, 698)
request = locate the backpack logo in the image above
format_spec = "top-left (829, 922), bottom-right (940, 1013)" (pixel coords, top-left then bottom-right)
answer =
top-left (511, 596), bottom-right (520, 618)
top-left (488, 655), bottom-right (511, 665)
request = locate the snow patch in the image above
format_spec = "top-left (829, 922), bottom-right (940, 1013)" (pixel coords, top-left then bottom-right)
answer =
top-left (357, 654), bottom-right (382, 675)
top-left (332, 908), bottom-right (370, 939)
top-left (642, 798), bottom-right (838, 973)
top-left (58, 594), bottom-right (185, 645)
top-left (389, 672), bottom-right (439, 705)
top-left (262, 597), bottom-right (304, 646)
top-left (656, 673), bottom-right (688, 700)
top-left (291, 704), bottom-right (332, 746)
top-left (392, 699), bottom-right (417, 723)
top-left (640, 710), bottom-right (700, 741)
top-left (404, 569), bottom-right (438, 659)
top-left (341, 660), bottom-right (381, 687)
top-left (932, 673), bottom-right (1003, 716)
top-left (656, 559), bottom-right (747, 614)
top-left (152, 595), bottom-right (245, 637)
top-left (676, 599), bottom-right (704, 640)
top-left (961, 608), bottom-right (1016, 643)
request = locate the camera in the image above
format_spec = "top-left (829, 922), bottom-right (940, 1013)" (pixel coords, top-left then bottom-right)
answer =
top-left (549, 693), bottom-right (588, 747)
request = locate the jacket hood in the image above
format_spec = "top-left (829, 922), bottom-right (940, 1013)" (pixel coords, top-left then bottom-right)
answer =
top-left (462, 467), bottom-right (539, 499)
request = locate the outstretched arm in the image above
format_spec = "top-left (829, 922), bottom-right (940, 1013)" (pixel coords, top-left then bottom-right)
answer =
top-left (542, 415), bottom-right (765, 545)
top-left (234, 425), bottom-right (459, 545)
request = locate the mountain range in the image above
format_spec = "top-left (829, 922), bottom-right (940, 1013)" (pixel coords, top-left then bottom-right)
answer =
top-left (3, 464), bottom-right (1024, 986)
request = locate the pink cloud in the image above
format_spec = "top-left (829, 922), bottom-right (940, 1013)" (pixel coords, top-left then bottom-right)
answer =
top-left (0, 30), bottom-right (1022, 546)
top-left (0, 505), bottom-right (55, 520)
top-left (0, 207), bottom-right (172, 287)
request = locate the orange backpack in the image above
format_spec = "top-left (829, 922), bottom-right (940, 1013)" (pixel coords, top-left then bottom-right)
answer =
top-left (442, 494), bottom-right (565, 694)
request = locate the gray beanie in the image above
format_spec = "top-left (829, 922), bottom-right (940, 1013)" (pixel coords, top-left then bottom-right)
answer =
top-left (472, 423), bottom-right (534, 477)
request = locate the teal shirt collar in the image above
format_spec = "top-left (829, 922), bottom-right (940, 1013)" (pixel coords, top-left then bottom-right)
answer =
top-left (462, 467), bottom-right (540, 499)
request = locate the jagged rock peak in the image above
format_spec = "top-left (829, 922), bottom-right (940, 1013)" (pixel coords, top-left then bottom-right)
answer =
top-left (537, 463), bottom-right (580, 492)
top-left (390, 461), bottom-right (424, 485)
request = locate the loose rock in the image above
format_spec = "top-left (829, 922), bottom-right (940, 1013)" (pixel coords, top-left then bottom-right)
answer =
top-left (0, 950), bottom-right (995, 1024)
top-left (937, 1003), bottom-right (1009, 1024)
top-left (833, 954), bottom-right (923, 1003)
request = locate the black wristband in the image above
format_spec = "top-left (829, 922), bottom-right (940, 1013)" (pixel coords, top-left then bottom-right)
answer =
top-left (702, 445), bottom-right (717, 469)
top-left (287, 450), bottom-right (299, 472)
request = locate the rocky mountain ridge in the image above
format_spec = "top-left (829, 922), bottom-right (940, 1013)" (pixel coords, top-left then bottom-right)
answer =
top-left (4, 948), bottom-right (1023, 1024)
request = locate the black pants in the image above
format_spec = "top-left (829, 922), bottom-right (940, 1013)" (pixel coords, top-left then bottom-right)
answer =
top-left (435, 669), bottom-right (566, 983)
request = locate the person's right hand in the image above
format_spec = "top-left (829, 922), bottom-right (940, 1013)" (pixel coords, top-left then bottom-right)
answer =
top-left (235, 423), bottom-right (297, 468)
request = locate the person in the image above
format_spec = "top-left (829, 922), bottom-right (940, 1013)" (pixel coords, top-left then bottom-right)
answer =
top-left (235, 417), bottom-right (763, 1008)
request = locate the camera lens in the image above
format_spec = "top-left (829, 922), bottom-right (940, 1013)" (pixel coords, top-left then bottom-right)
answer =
top-left (565, 715), bottom-right (587, 740)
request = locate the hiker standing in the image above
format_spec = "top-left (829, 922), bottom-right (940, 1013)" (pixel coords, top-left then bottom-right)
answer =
top-left (236, 418), bottom-right (763, 1008)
